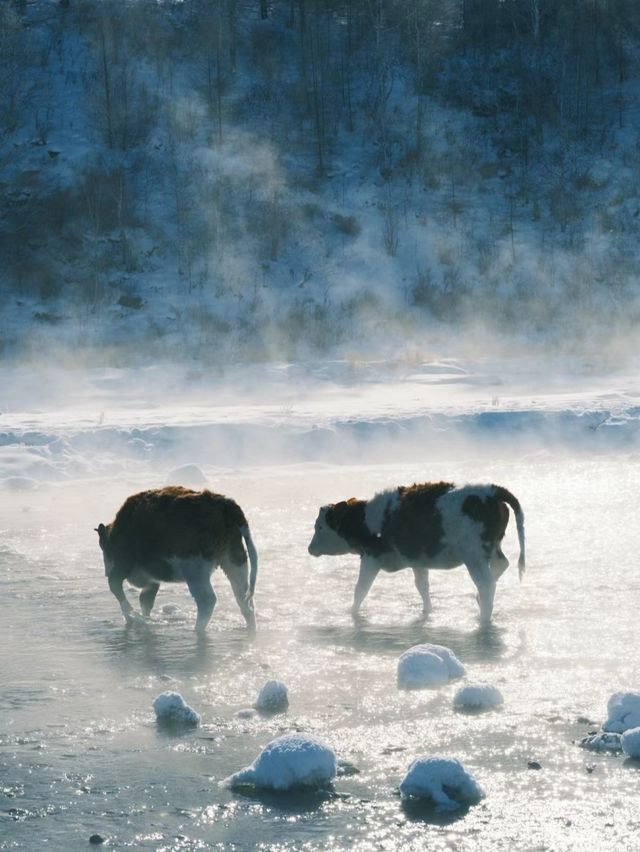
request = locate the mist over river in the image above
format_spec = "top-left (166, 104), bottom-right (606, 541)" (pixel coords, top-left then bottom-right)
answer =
top-left (1, 360), bottom-right (639, 850)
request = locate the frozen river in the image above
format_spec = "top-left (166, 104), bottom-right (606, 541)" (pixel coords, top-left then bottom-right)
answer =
top-left (1, 360), bottom-right (639, 850)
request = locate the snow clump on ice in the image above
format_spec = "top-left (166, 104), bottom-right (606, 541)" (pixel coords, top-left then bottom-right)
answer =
top-left (397, 643), bottom-right (466, 689)
top-left (579, 731), bottom-right (622, 752)
top-left (254, 680), bottom-right (289, 714)
top-left (221, 733), bottom-right (336, 791)
top-left (603, 692), bottom-right (640, 733)
top-left (153, 692), bottom-right (201, 727)
top-left (621, 727), bottom-right (640, 759)
top-left (399, 756), bottom-right (485, 810)
top-left (453, 683), bottom-right (503, 711)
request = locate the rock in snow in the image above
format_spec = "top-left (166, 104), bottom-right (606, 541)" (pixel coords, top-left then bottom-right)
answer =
top-left (603, 692), bottom-right (640, 733)
top-left (453, 683), bottom-right (504, 711)
top-left (153, 692), bottom-right (201, 727)
top-left (399, 756), bottom-right (485, 810)
top-left (221, 733), bottom-right (337, 791)
top-left (621, 727), bottom-right (640, 758)
top-left (397, 644), bottom-right (466, 689)
top-left (254, 680), bottom-right (289, 714)
top-left (578, 731), bottom-right (623, 752)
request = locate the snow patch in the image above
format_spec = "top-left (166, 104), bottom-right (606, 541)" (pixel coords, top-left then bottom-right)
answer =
top-left (152, 692), bottom-right (200, 728)
top-left (603, 692), bottom-right (640, 733)
top-left (221, 733), bottom-right (336, 791)
top-left (397, 644), bottom-right (466, 689)
top-left (254, 680), bottom-right (289, 714)
top-left (621, 727), bottom-right (640, 758)
top-left (453, 683), bottom-right (503, 711)
top-left (579, 732), bottom-right (623, 752)
top-left (399, 756), bottom-right (485, 810)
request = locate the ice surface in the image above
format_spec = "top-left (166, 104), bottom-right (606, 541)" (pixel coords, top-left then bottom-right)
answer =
top-left (578, 732), bottom-right (623, 752)
top-left (603, 692), bottom-right (640, 733)
top-left (453, 683), bottom-right (504, 710)
top-left (399, 756), bottom-right (485, 810)
top-left (254, 680), bottom-right (289, 714)
top-left (221, 733), bottom-right (337, 791)
top-left (153, 692), bottom-right (201, 728)
top-left (397, 644), bottom-right (466, 689)
top-left (621, 727), bottom-right (640, 758)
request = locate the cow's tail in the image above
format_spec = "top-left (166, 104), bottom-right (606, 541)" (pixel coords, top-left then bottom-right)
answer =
top-left (241, 525), bottom-right (258, 601)
top-left (493, 485), bottom-right (526, 579)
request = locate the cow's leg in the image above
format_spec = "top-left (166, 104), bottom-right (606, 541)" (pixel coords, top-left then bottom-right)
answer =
top-left (222, 558), bottom-right (256, 632)
top-left (412, 567), bottom-right (432, 616)
top-left (139, 582), bottom-right (160, 616)
top-left (108, 575), bottom-right (134, 623)
top-left (466, 561), bottom-right (496, 626)
top-left (490, 547), bottom-right (509, 581)
top-left (351, 558), bottom-right (379, 615)
top-left (184, 566), bottom-right (217, 634)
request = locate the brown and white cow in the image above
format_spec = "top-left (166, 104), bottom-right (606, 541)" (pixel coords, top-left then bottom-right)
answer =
top-left (96, 486), bottom-right (258, 633)
top-left (308, 482), bottom-right (525, 625)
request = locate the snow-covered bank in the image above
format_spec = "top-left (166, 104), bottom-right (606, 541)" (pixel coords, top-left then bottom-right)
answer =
top-left (0, 358), bottom-right (639, 485)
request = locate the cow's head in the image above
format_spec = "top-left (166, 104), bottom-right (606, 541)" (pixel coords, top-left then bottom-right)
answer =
top-left (94, 522), bottom-right (114, 575)
top-left (308, 500), bottom-right (361, 557)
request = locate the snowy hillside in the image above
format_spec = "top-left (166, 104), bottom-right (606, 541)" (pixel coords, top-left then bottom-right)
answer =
top-left (1, 0), bottom-right (640, 362)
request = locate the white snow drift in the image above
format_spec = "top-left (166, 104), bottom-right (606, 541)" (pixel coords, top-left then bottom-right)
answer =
top-left (579, 731), bottom-right (623, 752)
top-left (397, 644), bottom-right (466, 689)
top-left (153, 692), bottom-right (201, 727)
top-left (603, 692), bottom-right (640, 733)
top-left (399, 756), bottom-right (485, 810)
top-left (254, 680), bottom-right (289, 714)
top-left (221, 733), bottom-right (337, 791)
top-left (453, 683), bottom-right (503, 710)
top-left (621, 727), bottom-right (640, 759)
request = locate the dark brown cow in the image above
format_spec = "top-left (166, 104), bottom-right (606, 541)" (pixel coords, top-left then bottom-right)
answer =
top-left (308, 482), bottom-right (525, 625)
top-left (96, 486), bottom-right (258, 633)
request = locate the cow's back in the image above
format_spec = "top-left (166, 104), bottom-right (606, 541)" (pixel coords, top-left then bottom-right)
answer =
top-left (381, 481), bottom-right (455, 561)
top-left (110, 487), bottom-right (246, 565)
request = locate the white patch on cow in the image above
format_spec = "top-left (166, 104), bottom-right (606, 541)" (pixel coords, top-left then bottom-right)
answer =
top-left (167, 555), bottom-right (215, 582)
top-left (364, 488), bottom-right (400, 535)
top-left (308, 506), bottom-right (351, 556)
top-left (436, 484), bottom-right (492, 566)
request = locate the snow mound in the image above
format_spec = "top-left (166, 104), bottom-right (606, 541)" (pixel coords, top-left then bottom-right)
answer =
top-left (453, 683), bottom-right (503, 711)
top-left (579, 731), bottom-right (623, 752)
top-left (397, 644), bottom-right (466, 689)
top-left (254, 680), bottom-right (289, 714)
top-left (621, 727), bottom-right (640, 758)
top-left (165, 464), bottom-right (207, 487)
top-left (399, 756), bottom-right (485, 810)
top-left (603, 692), bottom-right (640, 733)
top-left (221, 733), bottom-right (336, 791)
top-left (153, 692), bottom-right (200, 728)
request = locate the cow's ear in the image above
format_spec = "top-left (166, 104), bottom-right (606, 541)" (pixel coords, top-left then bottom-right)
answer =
top-left (95, 523), bottom-right (107, 541)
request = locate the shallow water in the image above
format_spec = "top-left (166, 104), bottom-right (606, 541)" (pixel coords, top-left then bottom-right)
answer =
top-left (1, 456), bottom-right (639, 851)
